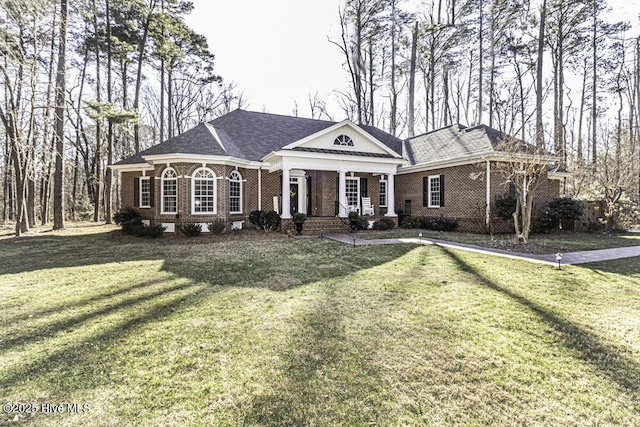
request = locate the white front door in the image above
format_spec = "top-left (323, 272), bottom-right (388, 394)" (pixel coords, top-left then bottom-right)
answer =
top-left (345, 177), bottom-right (360, 212)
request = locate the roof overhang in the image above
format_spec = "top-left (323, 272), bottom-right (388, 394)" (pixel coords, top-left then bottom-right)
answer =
top-left (398, 151), bottom-right (561, 174)
top-left (109, 163), bottom-right (155, 172)
top-left (141, 153), bottom-right (264, 169)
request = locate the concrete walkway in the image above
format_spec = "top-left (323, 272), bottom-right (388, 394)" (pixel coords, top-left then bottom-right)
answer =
top-left (324, 233), bottom-right (640, 266)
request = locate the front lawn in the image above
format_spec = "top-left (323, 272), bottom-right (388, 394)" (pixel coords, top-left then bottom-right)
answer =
top-left (1, 224), bottom-right (639, 426)
top-left (357, 228), bottom-right (640, 254)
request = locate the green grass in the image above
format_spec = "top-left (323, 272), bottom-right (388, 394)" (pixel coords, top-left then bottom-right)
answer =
top-left (1, 224), bottom-right (640, 426)
top-left (356, 228), bottom-right (640, 254)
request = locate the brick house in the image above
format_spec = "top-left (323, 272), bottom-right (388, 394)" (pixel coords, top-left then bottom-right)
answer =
top-left (111, 110), bottom-right (565, 233)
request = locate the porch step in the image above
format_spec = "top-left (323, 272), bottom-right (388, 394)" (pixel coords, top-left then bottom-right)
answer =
top-left (284, 216), bottom-right (349, 235)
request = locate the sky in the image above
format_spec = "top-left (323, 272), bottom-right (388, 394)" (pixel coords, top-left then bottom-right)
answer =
top-left (185, 0), bottom-right (348, 118)
top-left (185, 0), bottom-right (640, 122)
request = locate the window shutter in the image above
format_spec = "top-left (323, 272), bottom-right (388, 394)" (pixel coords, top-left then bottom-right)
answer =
top-left (149, 177), bottom-right (155, 207)
top-left (335, 175), bottom-right (339, 216)
top-left (422, 177), bottom-right (428, 207)
top-left (360, 177), bottom-right (368, 198)
top-left (133, 177), bottom-right (140, 207)
top-left (439, 175), bottom-right (445, 207)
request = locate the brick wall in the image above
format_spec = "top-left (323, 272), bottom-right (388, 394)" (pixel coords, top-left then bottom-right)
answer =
top-left (395, 162), bottom-right (562, 232)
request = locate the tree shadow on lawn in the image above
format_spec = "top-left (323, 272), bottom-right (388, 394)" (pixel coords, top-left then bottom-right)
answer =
top-left (440, 247), bottom-right (640, 396)
top-left (0, 231), bottom-right (416, 403)
top-left (242, 282), bottom-right (390, 426)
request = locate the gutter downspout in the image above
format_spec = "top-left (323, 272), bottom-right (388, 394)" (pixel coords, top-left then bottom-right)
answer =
top-left (258, 167), bottom-right (262, 211)
top-left (485, 160), bottom-right (491, 227)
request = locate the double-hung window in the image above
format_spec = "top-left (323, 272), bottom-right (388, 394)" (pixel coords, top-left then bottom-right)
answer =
top-left (192, 167), bottom-right (216, 214)
top-left (161, 168), bottom-right (177, 214)
top-left (139, 177), bottom-right (151, 208)
top-left (379, 179), bottom-right (387, 207)
top-left (423, 175), bottom-right (445, 208)
top-left (228, 171), bottom-right (242, 214)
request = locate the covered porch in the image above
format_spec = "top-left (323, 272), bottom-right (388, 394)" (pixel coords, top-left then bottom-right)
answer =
top-left (264, 156), bottom-right (401, 220)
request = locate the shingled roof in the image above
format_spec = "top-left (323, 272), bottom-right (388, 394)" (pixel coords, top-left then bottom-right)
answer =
top-left (114, 109), bottom-right (403, 166)
top-left (404, 124), bottom-right (521, 165)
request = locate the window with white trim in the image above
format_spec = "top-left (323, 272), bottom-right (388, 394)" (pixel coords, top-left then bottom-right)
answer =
top-left (139, 177), bottom-right (151, 208)
top-left (228, 170), bottom-right (242, 214)
top-left (192, 167), bottom-right (216, 214)
top-left (428, 175), bottom-right (441, 208)
top-left (161, 168), bottom-right (177, 214)
top-left (333, 134), bottom-right (354, 146)
top-left (379, 179), bottom-right (387, 207)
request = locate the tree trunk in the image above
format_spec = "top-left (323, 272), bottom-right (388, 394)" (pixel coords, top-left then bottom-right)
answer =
top-left (535, 0), bottom-right (546, 149)
top-left (407, 21), bottom-right (418, 137)
top-left (53, 0), bottom-right (68, 230)
top-left (105, 0), bottom-right (113, 224)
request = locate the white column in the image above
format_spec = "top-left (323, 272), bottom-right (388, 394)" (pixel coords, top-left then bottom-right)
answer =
top-left (257, 168), bottom-right (262, 211)
top-left (338, 170), bottom-right (347, 218)
top-left (281, 168), bottom-right (291, 219)
top-left (385, 173), bottom-right (396, 216)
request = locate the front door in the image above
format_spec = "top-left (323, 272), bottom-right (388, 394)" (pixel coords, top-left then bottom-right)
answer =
top-left (289, 183), bottom-right (299, 215)
top-left (345, 177), bottom-right (360, 212)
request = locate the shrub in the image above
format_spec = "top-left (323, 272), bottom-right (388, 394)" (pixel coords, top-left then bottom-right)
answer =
top-left (249, 210), bottom-right (281, 231)
top-left (249, 210), bottom-right (266, 229)
top-left (138, 223), bottom-right (166, 238)
top-left (495, 194), bottom-right (517, 221)
top-left (400, 216), bottom-right (421, 229)
top-left (373, 217), bottom-right (395, 230)
top-left (348, 212), bottom-right (368, 231)
top-left (420, 216), bottom-right (459, 232)
top-left (293, 212), bottom-right (307, 223)
top-left (264, 211), bottom-right (281, 231)
top-left (113, 207), bottom-right (143, 235)
top-left (178, 222), bottom-right (202, 237)
top-left (206, 219), bottom-right (226, 235)
top-left (538, 197), bottom-right (585, 231)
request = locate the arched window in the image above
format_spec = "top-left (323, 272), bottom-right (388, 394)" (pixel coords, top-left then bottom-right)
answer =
top-left (333, 134), bottom-right (354, 146)
top-left (192, 167), bottom-right (216, 214)
top-left (161, 168), bottom-right (177, 214)
top-left (228, 170), bottom-right (243, 214)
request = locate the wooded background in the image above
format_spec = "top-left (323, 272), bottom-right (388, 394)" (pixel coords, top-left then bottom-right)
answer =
top-left (1, 0), bottom-right (639, 235)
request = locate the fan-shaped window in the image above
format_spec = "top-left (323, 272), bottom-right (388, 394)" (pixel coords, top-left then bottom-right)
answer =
top-left (333, 134), bottom-right (354, 146)
top-left (192, 167), bottom-right (216, 214)
top-left (228, 170), bottom-right (243, 214)
top-left (161, 168), bottom-right (178, 214)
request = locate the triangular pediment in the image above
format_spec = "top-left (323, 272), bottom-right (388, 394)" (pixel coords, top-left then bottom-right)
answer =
top-left (282, 120), bottom-right (402, 158)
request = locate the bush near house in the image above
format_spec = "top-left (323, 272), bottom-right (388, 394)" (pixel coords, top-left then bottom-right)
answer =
top-left (348, 211), bottom-right (369, 231)
top-left (538, 197), bottom-right (585, 231)
top-left (113, 207), bottom-right (165, 238)
top-left (178, 223), bottom-right (202, 237)
top-left (372, 217), bottom-right (396, 230)
top-left (249, 210), bottom-right (281, 231)
top-left (399, 215), bottom-right (459, 232)
top-left (206, 219), bottom-right (227, 235)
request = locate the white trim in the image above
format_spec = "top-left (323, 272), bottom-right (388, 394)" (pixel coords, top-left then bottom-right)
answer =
top-left (109, 163), bottom-right (154, 172)
top-left (281, 119), bottom-right (404, 158)
top-left (379, 179), bottom-right (388, 207)
top-left (428, 175), bottom-right (441, 208)
top-left (485, 161), bottom-right (491, 226)
top-left (142, 153), bottom-right (264, 169)
top-left (398, 151), bottom-right (561, 174)
top-left (161, 167), bottom-right (178, 215)
top-left (264, 152), bottom-right (402, 175)
top-left (228, 170), bottom-right (243, 214)
top-left (191, 167), bottom-right (217, 215)
top-left (139, 176), bottom-right (151, 208)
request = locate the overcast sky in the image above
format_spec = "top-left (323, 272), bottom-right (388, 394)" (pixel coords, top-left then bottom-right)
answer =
top-left (185, 0), bottom-right (640, 122)
top-left (185, 0), bottom-right (347, 118)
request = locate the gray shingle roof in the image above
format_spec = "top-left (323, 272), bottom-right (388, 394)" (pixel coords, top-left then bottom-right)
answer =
top-left (404, 124), bottom-right (513, 165)
top-left (114, 109), bottom-right (404, 166)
